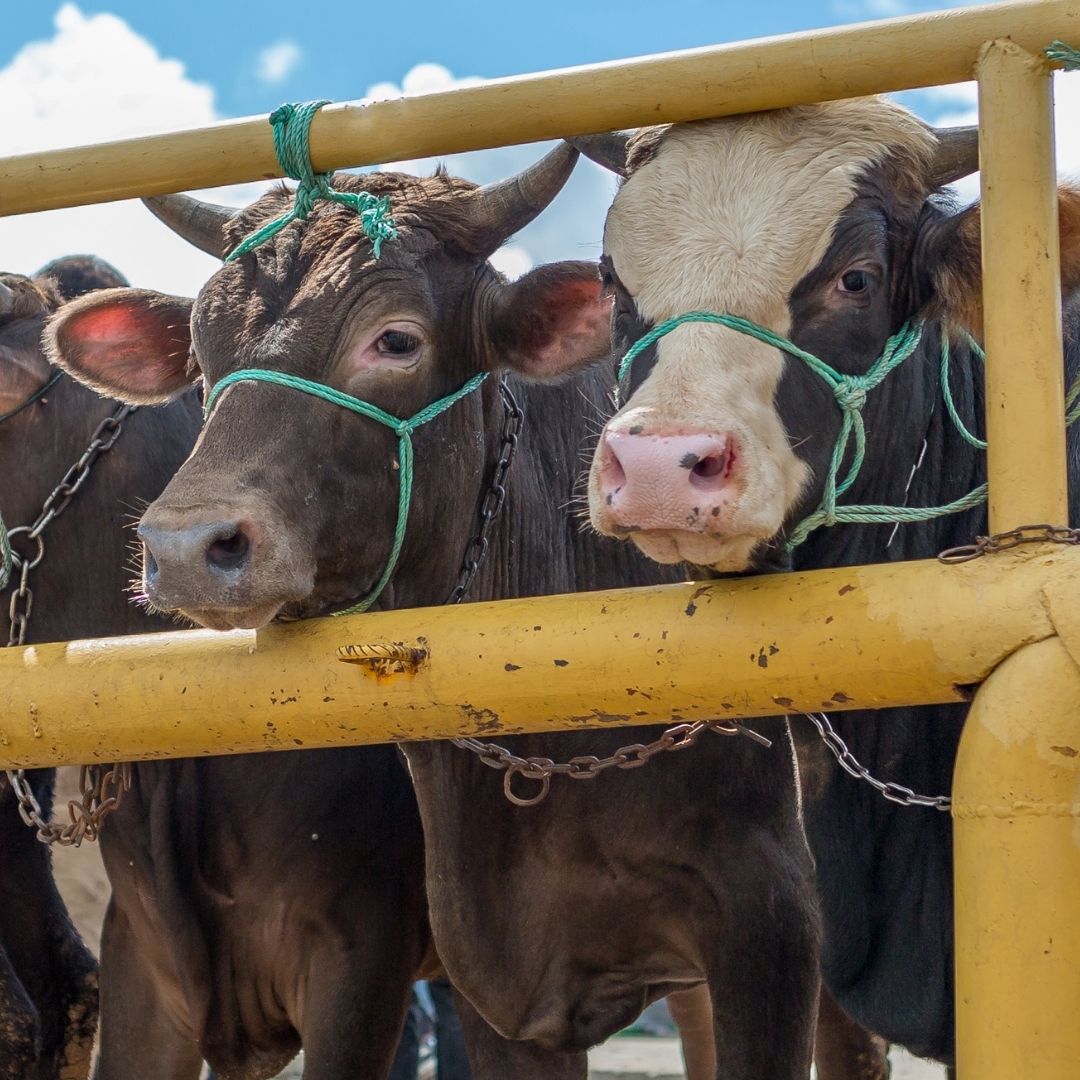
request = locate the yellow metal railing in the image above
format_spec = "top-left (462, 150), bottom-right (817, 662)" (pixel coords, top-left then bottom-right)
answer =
top-left (2, 1), bottom-right (1079, 1073)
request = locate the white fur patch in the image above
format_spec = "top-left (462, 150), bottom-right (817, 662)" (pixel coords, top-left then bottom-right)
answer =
top-left (591, 99), bottom-right (934, 569)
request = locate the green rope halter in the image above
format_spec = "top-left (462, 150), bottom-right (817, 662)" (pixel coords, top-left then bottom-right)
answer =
top-left (202, 368), bottom-right (487, 613)
top-left (616, 310), bottom-right (1079, 551)
top-left (227, 100), bottom-right (398, 262)
top-left (1045, 41), bottom-right (1080, 69)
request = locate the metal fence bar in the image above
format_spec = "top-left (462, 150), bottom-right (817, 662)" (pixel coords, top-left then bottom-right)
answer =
top-left (978, 40), bottom-right (1068, 531)
top-left (0, 0), bottom-right (1076, 216)
top-left (2, 551), bottom-right (1079, 769)
top-left (950, 40), bottom-right (1078, 1078)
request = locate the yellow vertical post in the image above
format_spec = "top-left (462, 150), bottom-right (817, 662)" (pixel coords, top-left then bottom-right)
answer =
top-left (954, 40), bottom-right (1075, 1077)
top-left (978, 39), bottom-right (1067, 530)
top-left (953, 638), bottom-right (1080, 1077)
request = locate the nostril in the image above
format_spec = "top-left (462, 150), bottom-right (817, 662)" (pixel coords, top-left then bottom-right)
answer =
top-left (143, 546), bottom-right (159, 581)
top-left (692, 453), bottom-right (726, 479)
top-left (598, 438), bottom-right (627, 496)
top-left (206, 529), bottom-right (251, 572)
top-left (688, 446), bottom-right (734, 490)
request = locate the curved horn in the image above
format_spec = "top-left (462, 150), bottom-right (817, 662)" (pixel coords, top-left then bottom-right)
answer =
top-left (469, 143), bottom-right (581, 246)
top-left (0, 280), bottom-right (15, 317)
top-left (142, 193), bottom-right (234, 259)
top-left (929, 125), bottom-right (980, 188)
top-left (568, 132), bottom-right (631, 177)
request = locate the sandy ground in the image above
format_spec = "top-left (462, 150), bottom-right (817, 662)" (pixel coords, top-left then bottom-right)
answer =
top-left (265, 1039), bottom-right (946, 1079)
top-left (50, 767), bottom-right (111, 954)
top-left (49, 768), bottom-right (946, 1080)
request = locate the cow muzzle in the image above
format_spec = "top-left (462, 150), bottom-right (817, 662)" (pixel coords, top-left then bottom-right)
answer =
top-left (595, 429), bottom-right (738, 532)
top-left (138, 496), bottom-right (315, 630)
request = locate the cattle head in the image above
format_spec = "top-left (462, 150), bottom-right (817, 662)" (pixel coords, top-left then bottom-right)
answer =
top-left (1, 257), bottom-right (127, 421)
top-left (576, 98), bottom-right (1080, 571)
top-left (46, 148), bottom-right (613, 630)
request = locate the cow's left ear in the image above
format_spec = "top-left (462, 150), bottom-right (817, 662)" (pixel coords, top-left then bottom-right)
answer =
top-left (921, 185), bottom-right (1080, 337)
top-left (488, 261), bottom-right (613, 379)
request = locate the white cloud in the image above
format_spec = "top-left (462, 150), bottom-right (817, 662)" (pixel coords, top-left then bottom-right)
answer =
top-left (0, 4), bottom-right (241, 296)
top-left (256, 39), bottom-right (302, 85)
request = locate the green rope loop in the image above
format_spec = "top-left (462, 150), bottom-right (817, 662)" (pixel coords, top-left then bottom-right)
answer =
top-left (940, 333), bottom-right (987, 451)
top-left (226, 100), bottom-right (398, 263)
top-left (1045, 40), bottom-right (1080, 70)
top-left (202, 367), bottom-right (487, 613)
top-left (616, 309), bottom-right (1080, 550)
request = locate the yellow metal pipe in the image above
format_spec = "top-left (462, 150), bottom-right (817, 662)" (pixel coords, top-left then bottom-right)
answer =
top-left (0, 550), bottom-right (1076, 769)
top-left (953, 636), bottom-right (1080, 1078)
top-left (1, 1), bottom-right (1077, 216)
top-left (977, 41), bottom-right (1069, 531)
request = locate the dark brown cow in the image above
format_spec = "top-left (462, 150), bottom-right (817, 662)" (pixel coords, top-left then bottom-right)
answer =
top-left (3, 263), bottom-right (429, 1080)
top-left (0, 259), bottom-right (129, 1080)
top-left (571, 98), bottom-right (1080, 1071)
top-left (46, 147), bottom-right (821, 1079)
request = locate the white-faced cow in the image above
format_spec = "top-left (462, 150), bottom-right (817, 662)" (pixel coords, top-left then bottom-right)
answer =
top-left (46, 147), bottom-right (822, 1079)
top-left (571, 97), bottom-right (1080, 1070)
top-left (3, 262), bottom-right (432, 1080)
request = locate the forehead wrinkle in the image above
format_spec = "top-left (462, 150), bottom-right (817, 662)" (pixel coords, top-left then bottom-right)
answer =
top-left (605, 99), bottom-right (934, 331)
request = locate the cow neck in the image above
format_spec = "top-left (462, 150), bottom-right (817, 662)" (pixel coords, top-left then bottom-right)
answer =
top-left (202, 367), bottom-right (489, 614)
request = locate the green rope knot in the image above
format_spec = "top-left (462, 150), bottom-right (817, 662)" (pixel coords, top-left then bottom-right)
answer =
top-left (832, 379), bottom-right (869, 411)
top-left (1045, 40), bottom-right (1080, 70)
top-left (227, 100), bottom-right (398, 263)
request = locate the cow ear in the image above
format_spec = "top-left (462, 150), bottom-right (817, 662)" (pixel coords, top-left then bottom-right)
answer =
top-left (489, 261), bottom-right (613, 380)
top-left (922, 185), bottom-right (1080, 338)
top-left (45, 288), bottom-right (197, 405)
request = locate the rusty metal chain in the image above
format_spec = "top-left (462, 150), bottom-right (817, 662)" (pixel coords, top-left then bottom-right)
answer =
top-left (446, 377), bottom-right (523, 604)
top-left (455, 721), bottom-right (774, 807)
top-left (803, 711), bottom-right (951, 811)
top-left (2, 764), bottom-right (132, 846)
top-left (938, 523), bottom-right (1080, 564)
top-left (5, 401), bottom-right (134, 647)
top-left (3, 395), bottom-right (135, 844)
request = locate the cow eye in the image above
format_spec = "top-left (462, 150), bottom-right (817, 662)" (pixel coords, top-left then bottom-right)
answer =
top-left (839, 269), bottom-right (869, 294)
top-left (376, 330), bottom-right (421, 357)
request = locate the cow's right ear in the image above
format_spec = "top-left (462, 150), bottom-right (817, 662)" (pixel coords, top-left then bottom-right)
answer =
top-left (45, 288), bottom-right (197, 405)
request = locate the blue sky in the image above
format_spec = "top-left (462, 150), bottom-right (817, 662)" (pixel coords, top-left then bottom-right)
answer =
top-left (2, 0), bottom-right (962, 119)
top-left (4, 0), bottom-right (1075, 296)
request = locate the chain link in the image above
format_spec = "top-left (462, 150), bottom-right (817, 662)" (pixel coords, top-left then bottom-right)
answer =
top-left (802, 711), bottom-right (951, 811)
top-left (446, 377), bottom-right (523, 605)
top-left (456, 721), bottom-right (774, 806)
top-left (938, 523), bottom-right (1080, 564)
top-left (3, 397), bottom-right (135, 844)
top-left (2, 764), bottom-right (132, 846)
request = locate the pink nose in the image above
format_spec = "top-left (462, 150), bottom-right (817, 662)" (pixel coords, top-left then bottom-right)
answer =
top-left (596, 430), bottom-right (736, 531)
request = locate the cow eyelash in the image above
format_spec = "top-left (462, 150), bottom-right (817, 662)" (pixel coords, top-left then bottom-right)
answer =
top-left (376, 330), bottom-right (421, 356)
